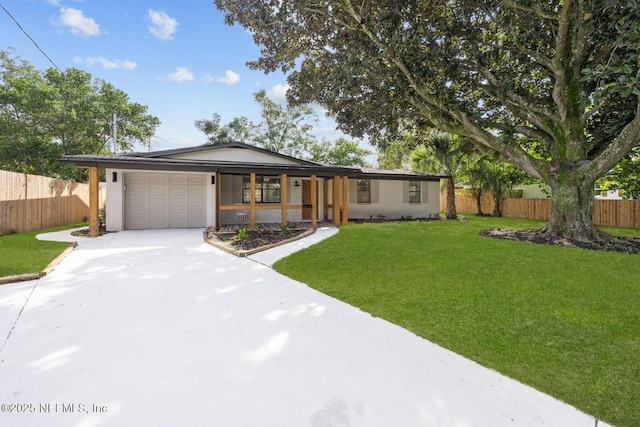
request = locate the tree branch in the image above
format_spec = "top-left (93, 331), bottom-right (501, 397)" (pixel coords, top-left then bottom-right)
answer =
top-left (472, 65), bottom-right (558, 128)
top-left (502, 0), bottom-right (559, 21)
top-left (585, 102), bottom-right (640, 177)
top-left (551, 0), bottom-right (573, 121)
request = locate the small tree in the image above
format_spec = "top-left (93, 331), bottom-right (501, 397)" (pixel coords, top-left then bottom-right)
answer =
top-left (412, 133), bottom-right (472, 219)
top-left (484, 162), bottom-right (529, 217)
top-left (464, 157), bottom-right (491, 216)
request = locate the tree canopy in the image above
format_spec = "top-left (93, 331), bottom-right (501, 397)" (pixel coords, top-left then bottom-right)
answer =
top-left (0, 49), bottom-right (160, 181)
top-left (215, 0), bottom-right (640, 241)
top-left (195, 89), bottom-right (371, 166)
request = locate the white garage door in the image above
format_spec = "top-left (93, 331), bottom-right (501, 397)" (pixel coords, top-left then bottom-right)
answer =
top-left (125, 173), bottom-right (206, 229)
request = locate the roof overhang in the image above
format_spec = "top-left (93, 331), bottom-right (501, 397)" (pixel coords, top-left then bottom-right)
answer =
top-left (60, 154), bottom-right (358, 177)
top-left (355, 168), bottom-right (446, 181)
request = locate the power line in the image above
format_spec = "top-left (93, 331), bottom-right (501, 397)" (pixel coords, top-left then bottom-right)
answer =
top-left (0, 1), bottom-right (62, 73)
top-left (1, 2), bottom-right (156, 154)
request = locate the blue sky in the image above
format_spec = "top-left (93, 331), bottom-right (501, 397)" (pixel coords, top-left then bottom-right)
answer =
top-left (1, 0), bottom-right (368, 156)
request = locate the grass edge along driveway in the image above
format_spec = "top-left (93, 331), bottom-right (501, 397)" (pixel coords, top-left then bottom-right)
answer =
top-left (274, 216), bottom-right (640, 427)
top-left (0, 223), bottom-right (85, 279)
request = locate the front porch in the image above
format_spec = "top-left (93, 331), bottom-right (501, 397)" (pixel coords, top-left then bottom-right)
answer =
top-left (216, 172), bottom-right (350, 230)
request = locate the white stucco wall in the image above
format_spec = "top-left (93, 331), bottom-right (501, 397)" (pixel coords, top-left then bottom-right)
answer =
top-left (347, 179), bottom-right (440, 220)
top-left (168, 147), bottom-right (300, 164)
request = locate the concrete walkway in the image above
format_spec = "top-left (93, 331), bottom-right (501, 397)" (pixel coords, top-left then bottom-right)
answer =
top-left (0, 227), bottom-right (606, 426)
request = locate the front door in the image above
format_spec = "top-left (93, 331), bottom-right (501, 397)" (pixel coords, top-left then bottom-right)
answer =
top-left (302, 180), bottom-right (312, 220)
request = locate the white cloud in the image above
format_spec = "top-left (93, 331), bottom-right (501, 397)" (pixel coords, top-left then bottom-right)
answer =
top-left (57, 8), bottom-right (100, 37)
top-left (148, 10), bottom-right (178, 41)
top-left (167, 67), bottom-right (194, 82)
top-left (47, 0), bottom-right (84, 5)
top-left (270, 84), bottom-right (290, 101)
top-left (205, 70), bottom-right (240, 85)
top-left (74, 56), bottom-right (137, 70)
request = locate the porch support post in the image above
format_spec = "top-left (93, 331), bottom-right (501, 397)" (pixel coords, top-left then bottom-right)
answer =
top-left (323, 179), bottom-right (329, 219)
top-left (216, 172), bottom-right (221, 230)
top-left (341, 176), bottom-right (349, 225)
top-left (332, 176), bottom-right (341, 226)
top-left (249, 172), bottom-right (256, 230)
top-left (88, 166), bottom-right (99, 237)
top-left (281, 173), bottom-right (288, 227)
top-left (311, 174), bottom-right (317, 228)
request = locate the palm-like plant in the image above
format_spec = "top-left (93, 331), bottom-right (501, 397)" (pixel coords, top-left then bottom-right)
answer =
top-left (412, 133), bottom-right (472, 219)
top-left (483, 162), bottom-right (529, 216)
top-left (464, 156), bottom-right (491, 216)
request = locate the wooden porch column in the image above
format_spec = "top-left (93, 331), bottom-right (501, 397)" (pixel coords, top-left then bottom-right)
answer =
top-left (323, 179), bottom-right (329, 219)
top-left (249, 172), bottom-right (256, 230)
top-left (341, 176), bottom-right (349, 225)
top-left (88, 166), bottom-right (99, 237)
top-left (311, 174), bottom-right (317, 228)
top-left (215, 172), bottom-right (221, 230)
top-left (332, 176), bottom-right (341, 226)
top-left (281, 173), bottom-right (288, 227)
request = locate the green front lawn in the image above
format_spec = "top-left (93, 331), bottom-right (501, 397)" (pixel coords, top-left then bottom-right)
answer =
top-left (274, 216), bottom-right (640, 427)
top-left (0, 223), bottom-right (86, 278)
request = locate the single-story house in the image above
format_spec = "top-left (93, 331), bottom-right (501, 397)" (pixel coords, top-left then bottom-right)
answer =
top-left (61, 142), bottom-right (443, 235)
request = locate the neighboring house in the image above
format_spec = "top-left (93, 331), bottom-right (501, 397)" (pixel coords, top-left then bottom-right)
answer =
top-left (516, 184), bottom-right (624, 200)
top-left (595, 188), bottom-right (623, 200)
top-left (62, 142), bottom-right (442, 233)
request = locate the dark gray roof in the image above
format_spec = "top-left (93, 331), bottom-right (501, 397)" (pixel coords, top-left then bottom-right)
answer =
top-left (60, 154), bottom-right (355, 176)
top-left (61, 143), bottom-right (445, 180)
top-left (357, 167), bottom-right (446, 181)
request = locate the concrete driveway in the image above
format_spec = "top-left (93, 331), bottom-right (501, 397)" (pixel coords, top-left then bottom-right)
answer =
top-left (0, 228), bottom-right (606, 426)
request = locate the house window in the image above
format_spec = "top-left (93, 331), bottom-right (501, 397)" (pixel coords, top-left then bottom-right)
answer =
top-left (357, 179), bottom-right (371, 203)
top-left (243, 175), bottom-right (281, 203)
top-left (409, 181), bottom-right (421, 203)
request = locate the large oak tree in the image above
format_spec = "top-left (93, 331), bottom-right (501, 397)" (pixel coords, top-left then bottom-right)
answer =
top-left (215, 0), bottom-right (640, 242)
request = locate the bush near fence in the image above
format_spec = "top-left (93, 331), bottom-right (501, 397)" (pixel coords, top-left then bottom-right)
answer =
top-left (0, 169), bottom-right (106, 234)
top-left (440, 189), bottom-right (640, 229)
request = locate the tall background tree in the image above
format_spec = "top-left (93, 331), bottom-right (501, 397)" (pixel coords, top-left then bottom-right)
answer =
top-left (195, 90), bottom-right (372, 166)
top-left (0, 49), bottom-right (160, 181)
top-left (195, 113), bottom-right (252, 144)
top-left (215, 0), bottom-right (640, 242)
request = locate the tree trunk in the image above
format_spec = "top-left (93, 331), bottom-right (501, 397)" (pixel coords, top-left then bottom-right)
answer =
top-left (475, 191), bottom-right (484, 215)
top-left (491, 199), bottom-right (502, 217)
top-left (446, 177), bottom-right (457, 219)
top-left (542, 173), bottom-right (606, 242)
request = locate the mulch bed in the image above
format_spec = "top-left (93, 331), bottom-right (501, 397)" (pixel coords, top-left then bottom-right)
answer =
top-left (480, 228), bottom-right (640, 254)
top-left (207, 227), bottom-right (312, 251)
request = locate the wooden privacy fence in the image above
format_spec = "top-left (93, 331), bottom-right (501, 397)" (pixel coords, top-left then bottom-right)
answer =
top-left (0, 170), bottom-right (106, 235)
top-left (440, 190), bottom-right (640, 229)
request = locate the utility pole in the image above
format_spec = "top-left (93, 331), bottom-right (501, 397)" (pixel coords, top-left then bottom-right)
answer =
top-left (112, 111), bottom-right (117, 154)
